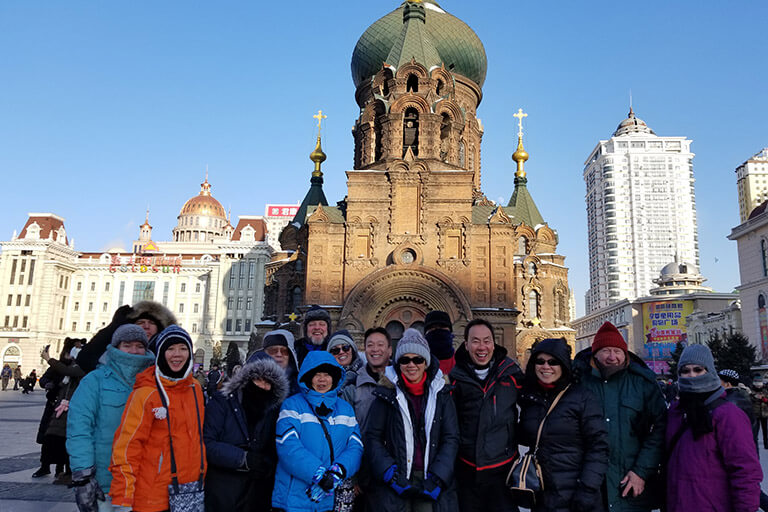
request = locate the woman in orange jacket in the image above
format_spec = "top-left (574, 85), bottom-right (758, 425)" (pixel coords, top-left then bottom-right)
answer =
top-left (109, 326), bottom-right (206, 512)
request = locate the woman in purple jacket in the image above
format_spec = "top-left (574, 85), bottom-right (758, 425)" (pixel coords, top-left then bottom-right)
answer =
top-left (666, 344), bottom-right (762, 512)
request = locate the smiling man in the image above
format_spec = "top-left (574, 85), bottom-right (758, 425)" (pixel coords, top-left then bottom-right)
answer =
top-left (295, 305), bottom-right (332, 366)
top-left (449, 319), bottom-right (523, 512)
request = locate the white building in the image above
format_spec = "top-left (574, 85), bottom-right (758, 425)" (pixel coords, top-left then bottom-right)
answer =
top-left (583, 109), bottom-right (699, 313)
top-left (0, 178), bottom-right (272, 371)
top-left (264, 204), bottom-right (299, 251)
top-left (729, 200), bottom-right (768, 362)
top-left (736, 148), bottom-right (768, 223)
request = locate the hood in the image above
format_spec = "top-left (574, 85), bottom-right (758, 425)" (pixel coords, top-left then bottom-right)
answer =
top-left (128, 300), bottom-right (178, 331)
top-left (222, 353), bottom-right (290, 403)
top-left (103, 344), bottom-right (155, 384)
top-left (525, 338), bottom-right (572, 384)
top-left (261, 328), bottom-right (299, 372)
top-left (297, 351), bottom-right (345, 409)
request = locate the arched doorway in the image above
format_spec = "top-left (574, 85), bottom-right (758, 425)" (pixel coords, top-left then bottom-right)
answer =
top-left (2, 345), bottom-right (21, 369)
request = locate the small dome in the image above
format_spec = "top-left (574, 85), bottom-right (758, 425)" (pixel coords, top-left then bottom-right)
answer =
top-left (351, 0), bottom-right (487, 88)
top-left (659, 260), bottom-right (699, 277)
top-left (613, 108), bottom-right (655, 137)
top-left (179, 178), bottom-right (227, 220)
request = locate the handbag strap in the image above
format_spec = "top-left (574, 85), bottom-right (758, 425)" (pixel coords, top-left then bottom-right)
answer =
top-left (312, 408), bottom-right (335, 463)
top-left (533, 384), bottom-right (570, 451)
top-left (156, 379), bottom-right (205, 491)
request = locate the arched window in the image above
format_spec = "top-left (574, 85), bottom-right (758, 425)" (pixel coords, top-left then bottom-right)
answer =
top-left (527, 262), bottom-right (536, 277)
top-left (406, 74), bottom-right (418, 93)
top-left (373, 102), bottom-right (386, 162)
top-left (517, 236), bottom-right (528, 255)
top-left (440, 113), bottom-right (451, 161)
top-left (528, 290), bottom-right (539, 318)
top-left (290, 286), bottom-right (303, 312)
top-left (403, 108), bottom-right (419, 157)
top-left (386, 320), bottom-right (405, 346)
top-left (436, 79), bottom-right (444, 96)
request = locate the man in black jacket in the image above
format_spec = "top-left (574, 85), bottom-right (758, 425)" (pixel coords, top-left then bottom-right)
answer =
top-left (450, 319), bottom-right (523, 512)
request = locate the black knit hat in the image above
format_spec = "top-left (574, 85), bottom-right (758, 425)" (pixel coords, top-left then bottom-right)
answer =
top-left (424, 310), bottom-right (452, 332)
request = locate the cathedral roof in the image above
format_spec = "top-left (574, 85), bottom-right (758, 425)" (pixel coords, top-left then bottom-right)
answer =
top-left (351, 0), bottom-right (487, 88)
top-left (507, 176), bottom-right (545, 228)
top-left (612, 107), bottom-right (655, 137)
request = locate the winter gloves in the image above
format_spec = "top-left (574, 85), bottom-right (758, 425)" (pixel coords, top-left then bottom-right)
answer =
top-left (70, 467), bottom-right (105, 512)
top-left (306, 464), bottom-right (346, 502)
top-left (421, 473), bottom-right (443, 500)
top-left (383, 465), bottom-right (422, 498)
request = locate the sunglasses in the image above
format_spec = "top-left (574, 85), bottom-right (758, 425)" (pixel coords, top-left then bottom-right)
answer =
top-left (398, 356), bottom-right (426, 366)
top-left (534, 358), bottom-right (561, 367)
top-left (329, 345), bottom-right (352, 355)
top-left (265, 346), bottom-right (289, 356)
top-left (679, 366), bottom-right (706, 376)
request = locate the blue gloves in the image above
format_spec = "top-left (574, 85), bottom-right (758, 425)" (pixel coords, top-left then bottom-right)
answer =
top-left (306, 464), bottom-right (346, 503)
top-left (421, 473), bottom-right (443, 500)
top-left (383, 465), bottom-right (421, 497)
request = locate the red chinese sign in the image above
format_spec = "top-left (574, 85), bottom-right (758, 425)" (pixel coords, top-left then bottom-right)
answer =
top-left (267, 205), bottom-right (299, 217)
top-left (109, 255), bottom-right (182, 274)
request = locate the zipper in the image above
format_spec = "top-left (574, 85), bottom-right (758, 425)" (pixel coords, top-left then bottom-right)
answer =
top-left (493, 395), bottom-right (497, 416)
top-left (158, 452), bottom-right (163, 473)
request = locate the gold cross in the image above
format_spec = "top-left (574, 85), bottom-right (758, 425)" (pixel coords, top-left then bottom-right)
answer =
top-left (513, 108), bottom-right (528, 138)
top-left (313, 110), bottom-right (327, 133)
top-left (288, 312), bottom-right (298, 322)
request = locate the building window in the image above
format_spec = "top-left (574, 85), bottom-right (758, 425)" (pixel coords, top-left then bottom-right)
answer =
top-left (762, 239), bottom-right (768, 277)
top-left (74, 302), bottom-right (79, 312)
top-left (246, 297), bottom-right (253, 311)
top-left (91, 282), bottom-right (96, 292)
top-left (245, 319), bottom-right (251, 332)
top-left (6, 295), bottom-right (11, 307)
top-left (248, 262), bottom-right (255, 289)
top-left (9, 259), bottom-right (17, 285)
top-left (118, 281), bottom-right (125, 305)
top-left (132, 281), bottom-right (155, 304)
top-left (239, 263), bottom-right (246, 288)
top-left (163, 282), bottom-right (169, 306)
top-left (179, 303), bottom-right (184, 313)
top-left (226, 319), bottom-right (232, 332)
top-left (180, 283), bottom-right (186, 293)
top-left (235, 319), bottom-right (243, 332)
top-left (59, 318), bottom-right (63, 330)
top-left (193, 303), bottom-right (199, 314)
top-left (3, 316), bottom-right (8, 327)
top-left (528, 290), bottom-right (540, 318)
top-left (25, 295), bottom-right (30, 307)
top-left (102, 302), bottom-right (108, 312)
top-left (105, 282), bottom-right (110, 292)
top-left (195, 282), bottom-right (201, 293)
top-left (192, 323), bottom-right (198, 333)
top-left (237, 297), bottom-right (243, 310)
top-left (15, 295), bottom-right (21, 307)
top-left (12, 316), bottom-right (18, 328)
top-left (229, 264), bottom-right (237, 289)
top-left (72, 322), bottom-right (77, 331)
top-left (227, 297), bottom-right (234, 309)
top-left (88, 302), bottom-right (93, 312)
top-left (77, 281), bottom-right (82, 291)
top-left (86, 321), bottom-right (91, 331)
top-left (22, 317), bottom-right (27, 328)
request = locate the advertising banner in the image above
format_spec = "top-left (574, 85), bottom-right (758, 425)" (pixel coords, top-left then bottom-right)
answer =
top-left (642, 300), bottom-right (693, 374)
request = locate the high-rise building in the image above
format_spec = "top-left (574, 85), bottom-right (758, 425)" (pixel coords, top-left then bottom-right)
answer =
top-left (264, 204), bottom-right (299, 251)
top-left (736, 148), bottom-right (768, 222)
top-left (583, 109), bottom-right (699, 313)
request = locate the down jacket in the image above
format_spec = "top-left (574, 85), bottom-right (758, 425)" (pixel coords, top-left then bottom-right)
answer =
top-left (517, 340), bottom-right (609, 512)
top-left (666, 394), bottom-right (762, 512)
top-left (109, 366), bottom-right (206, 512)
top-left (203, 354), bottom-right (289, 511)
top-left (450, 343), bottom-right (523, 485)
top-left (66, 345), bottom-right (155, 493)
top-left (273, 351), bottom-right (364, 512)
top-left (574, 349), bottom-right (667, 512)
top-left (365, 360), bottom-right (460, 512)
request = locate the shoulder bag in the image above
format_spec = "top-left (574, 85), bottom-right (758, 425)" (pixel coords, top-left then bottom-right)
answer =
top-left (157, 382), bottom-right (205, 512)
top-left (506, 384), bottom-right (570, 508)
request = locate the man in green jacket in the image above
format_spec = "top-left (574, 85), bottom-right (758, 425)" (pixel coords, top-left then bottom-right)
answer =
top-left (575, 322), bottom-right (667, 512)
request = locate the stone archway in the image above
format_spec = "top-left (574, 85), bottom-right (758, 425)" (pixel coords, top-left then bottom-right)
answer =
top-left (338, 265), bottom-right (472, 338)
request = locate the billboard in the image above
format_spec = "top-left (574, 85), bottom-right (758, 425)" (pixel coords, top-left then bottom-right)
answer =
top-left (642, 300), bottom-right (694, 374)
top-left (266, 205), bottom-right (300, 218)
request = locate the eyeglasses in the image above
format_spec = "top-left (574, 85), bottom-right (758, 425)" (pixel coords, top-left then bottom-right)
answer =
top-left (679, 366), bottom-right (706, 376)
top-left (329, 345), bottom-right (352, 355)
top-left (534, 358), bottom-right (561, 367)
top-left (265, 346), bottom-right (289, 356)
top-left (398, 356), bottom-right (426, 366)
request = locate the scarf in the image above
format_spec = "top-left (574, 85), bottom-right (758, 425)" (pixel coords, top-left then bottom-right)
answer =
top-left (402, 372), bottom-right (427, 396)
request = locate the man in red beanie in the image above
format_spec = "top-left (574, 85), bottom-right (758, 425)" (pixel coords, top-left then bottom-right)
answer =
top-left (573, 321), bottom-right (667, 512)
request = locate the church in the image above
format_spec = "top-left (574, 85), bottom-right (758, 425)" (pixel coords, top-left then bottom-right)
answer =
top-left (266, 0), bottom-right (573, 358)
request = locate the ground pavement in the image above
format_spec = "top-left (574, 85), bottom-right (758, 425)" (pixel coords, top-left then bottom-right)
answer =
top-left (3, 388), bottom-right (768, 511)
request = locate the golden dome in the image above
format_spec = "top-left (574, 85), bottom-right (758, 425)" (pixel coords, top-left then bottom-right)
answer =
top-left (179, 178), bottom-right (227, 220)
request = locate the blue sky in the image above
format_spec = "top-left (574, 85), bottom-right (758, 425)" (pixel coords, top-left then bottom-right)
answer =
top-left (1, 1), bottom-right (766, 316)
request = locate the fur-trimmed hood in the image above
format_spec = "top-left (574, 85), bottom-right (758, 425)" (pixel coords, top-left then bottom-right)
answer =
top-left (128, 300), bottom-right (177, 331)
top-left (221, 355), bottom-right (290, 404)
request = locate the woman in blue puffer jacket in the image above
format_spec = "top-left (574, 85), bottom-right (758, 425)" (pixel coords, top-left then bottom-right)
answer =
top-left (66, 324), bottom-right (154, 512)
top-left (273, 351), bottom-right (364, 512)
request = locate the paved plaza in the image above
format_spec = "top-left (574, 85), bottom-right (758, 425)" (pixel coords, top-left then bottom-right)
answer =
top-left (3, 387), bottom-right (768, 511)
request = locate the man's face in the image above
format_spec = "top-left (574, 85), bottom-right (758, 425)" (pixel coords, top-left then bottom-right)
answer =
top-left (365, 333), bottom-right (392, 369)
top-left (465, 324), bottom-right (494, 366)
top-left (594, 347), bottom-right (626, 367)
top-left (117, 340), bottom-right (146, 355)
top-left (265, 346), bottom-right (290, 369)
top-left (307, 320), bottom-right (328, 345)
top-left (136, 318), bottom-right (158, 338)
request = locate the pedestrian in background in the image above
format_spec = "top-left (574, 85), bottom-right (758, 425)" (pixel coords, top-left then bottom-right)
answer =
top-left (666, 344), bottom-right (762, 512)
top-left (110, 326), bottom-right (206, 512)
top-left (203, 351), bottom-right (289, 511)
top-left (67, 324), bottom-right (154, 512)
top-left (752, 382), bottom-right (768, 449)
top-left (1, 364), bottom-right (11, 390)
top-left (13, 365), bottom-right (22, 390)
top-left (517, 338), bottom-right (608, 512)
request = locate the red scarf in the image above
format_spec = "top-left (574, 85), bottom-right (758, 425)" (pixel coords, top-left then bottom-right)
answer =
top-left (402, 372), bottom-right (427, 396)
top-left (538, 380), bottom-right (556, 390)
